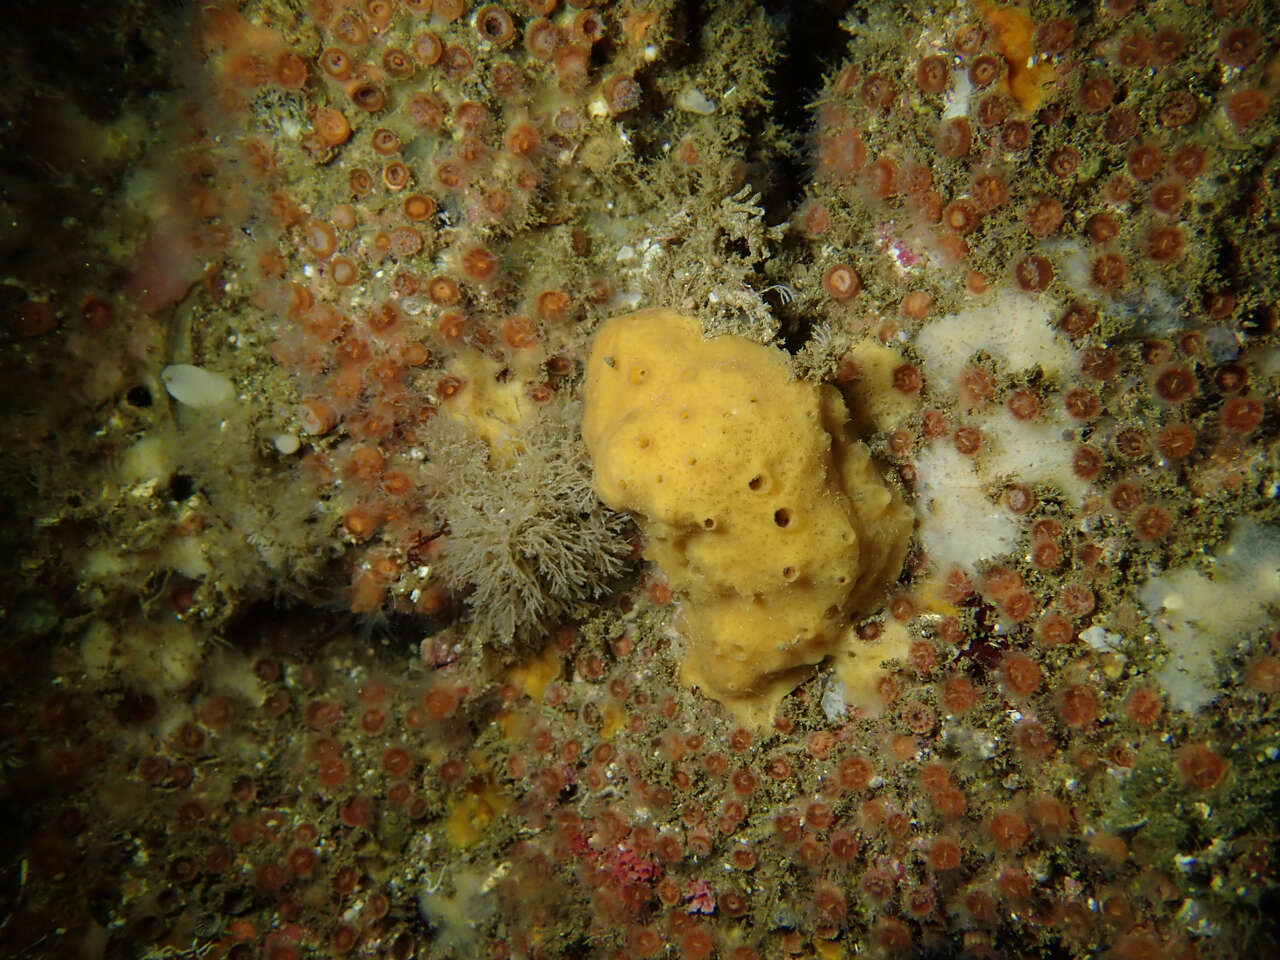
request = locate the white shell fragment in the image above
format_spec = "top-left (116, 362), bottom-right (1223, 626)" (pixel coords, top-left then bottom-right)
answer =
top-left (675, 86), bottom-right (716, 114)
top-left (161, 364), bottom-right (235, 408)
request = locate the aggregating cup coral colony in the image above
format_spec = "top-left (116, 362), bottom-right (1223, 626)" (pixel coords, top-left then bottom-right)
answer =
top-left (2, 0), bottom-right (1280, 957)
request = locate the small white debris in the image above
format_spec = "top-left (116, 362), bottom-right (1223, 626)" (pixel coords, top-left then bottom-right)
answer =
top-left (675, 86), bottom-right (716, 115)
top-left (942, 68), bottom-right (972, 120)
top-left (161, 364), bottom-right (235, 408)
top-left (820, 674), bottom-right (846, 722)
top-left (641, 242), bottom-right (664, 273)
top-left (1080, 625), bottom-right (1123, 652)
top-left (274, 433), bottom-right (301, 455)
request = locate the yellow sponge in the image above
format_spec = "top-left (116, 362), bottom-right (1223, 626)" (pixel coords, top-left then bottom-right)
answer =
top-left (583, 309), bottom-right (913, 725)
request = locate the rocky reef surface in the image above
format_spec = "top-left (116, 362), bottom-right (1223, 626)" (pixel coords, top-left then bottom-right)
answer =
top-left (0, 0), bottom-right (1278, 958)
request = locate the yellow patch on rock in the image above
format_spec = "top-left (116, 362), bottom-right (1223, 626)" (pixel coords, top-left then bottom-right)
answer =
top-left (506, 643), bottom-right (561, 701)
top-left (835, 619), bottom-right (913, 719)
top-left (979, 1), bottom-right (1056, 114)
top-left (445, 775), bottom-right (507, 848)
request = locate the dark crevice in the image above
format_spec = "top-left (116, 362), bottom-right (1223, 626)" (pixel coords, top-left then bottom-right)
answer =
top-left (759, 0), bottom-right (859, 220)
top-left (754, 0), bottom-right (859, 353)
top-left (167, 473), bottom-right (196, 503)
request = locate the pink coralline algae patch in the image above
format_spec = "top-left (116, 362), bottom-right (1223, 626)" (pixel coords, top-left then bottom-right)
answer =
top-left (876, 223), bottom-right (924, 270)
